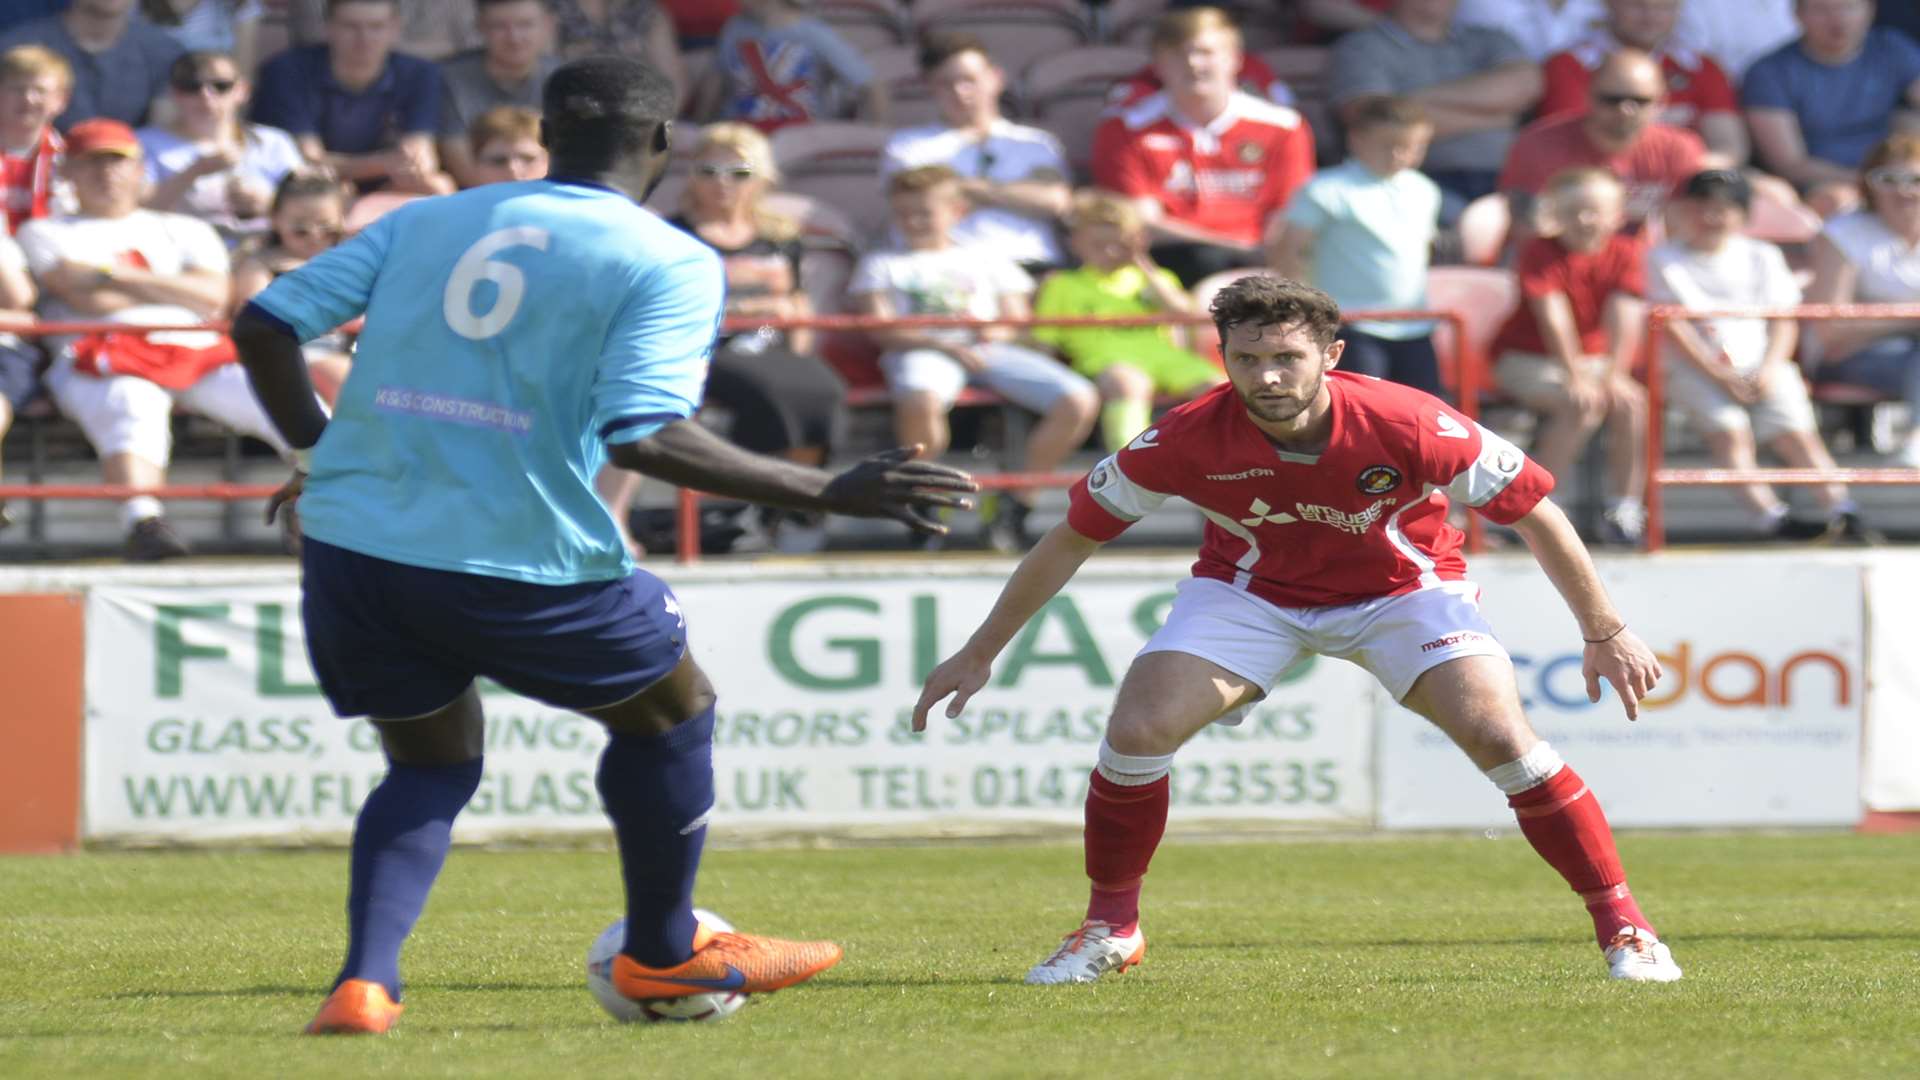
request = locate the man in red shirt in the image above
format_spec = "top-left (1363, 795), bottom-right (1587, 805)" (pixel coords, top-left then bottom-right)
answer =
top-left (1091, 7), bottom-right (1315, 286)
top-left (0, 44), bottom-right (69, 233)
top-left (916, 275), bottom-right (1682, 988)
top-left (1538, 0), bottom-right (1747, 163)
top-left (1500, 48), bottom-right (1705, 226)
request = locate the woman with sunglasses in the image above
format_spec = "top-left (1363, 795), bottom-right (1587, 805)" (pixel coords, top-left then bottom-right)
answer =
top-left (1804, 134), bottom-right (1920, 468)
top-left (138, 50), bottom-right (305, 245)
top-left (231, 171), bottom-right (353, 403)
top-left (664, 122), bottom-right (849, 552)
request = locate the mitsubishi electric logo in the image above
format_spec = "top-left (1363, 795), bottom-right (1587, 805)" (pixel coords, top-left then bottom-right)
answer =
top-left (1239, 498), bottom-right (1298, 526)
top-left (1238, 497), bottom-right (1399, 534)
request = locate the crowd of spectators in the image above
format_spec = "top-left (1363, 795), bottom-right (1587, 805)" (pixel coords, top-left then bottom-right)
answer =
top-left (0, 0), bottom-right (1918, 556)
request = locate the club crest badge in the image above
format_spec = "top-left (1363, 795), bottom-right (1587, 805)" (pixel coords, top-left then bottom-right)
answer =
top-left (1357, 465), bottom-right (1402, 495)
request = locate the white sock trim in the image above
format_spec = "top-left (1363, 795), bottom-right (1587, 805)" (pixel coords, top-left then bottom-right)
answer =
top-left (121, 496), bottom-right (163, 531)
top-left (1095, 739), bottom-right (1174, 786)
top-left (1485, 740), bottom-right (1565, 796)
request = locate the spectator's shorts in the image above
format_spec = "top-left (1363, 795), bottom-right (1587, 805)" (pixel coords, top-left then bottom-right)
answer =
top-left (300, 537), bottom-right (688, 720)
top-left (1139, 576), bottom-right (1509, 718)
top-left (46, 361), bottom-right (288, 466)
top-left (0, 337), bottom-right (42, 411)
top-left (881, 342), bottom-right (1092, 412)
top-left (1666, 362), bottom-right (1817, 442)
top-left (1494, 352), bottom-right (1615, 403)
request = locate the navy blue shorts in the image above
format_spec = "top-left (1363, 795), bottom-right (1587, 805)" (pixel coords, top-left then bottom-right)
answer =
top-left (301, 537), bottom-right (687, 719)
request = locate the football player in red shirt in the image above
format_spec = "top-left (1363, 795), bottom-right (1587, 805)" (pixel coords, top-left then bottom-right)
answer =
top-left (916, 275), bottom-right (1682, 986)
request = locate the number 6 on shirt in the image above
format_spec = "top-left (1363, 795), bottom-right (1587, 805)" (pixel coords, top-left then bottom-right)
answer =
top-left (443, 226), bottom-right (551, 340)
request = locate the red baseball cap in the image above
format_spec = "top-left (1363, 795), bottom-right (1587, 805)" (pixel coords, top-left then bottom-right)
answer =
top-left (65, 118), bottom-right (141, 158)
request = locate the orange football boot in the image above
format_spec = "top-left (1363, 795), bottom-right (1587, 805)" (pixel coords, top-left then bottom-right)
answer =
top-left (612, 921), bottom-right (842, 1000)
top-left (304, 978), bottom-right (404, 1035)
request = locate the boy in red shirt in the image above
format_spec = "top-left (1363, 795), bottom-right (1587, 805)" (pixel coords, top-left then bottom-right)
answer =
top-left (0, 44), bottom-right (70, 233)
top-left (1492, 166), bottom-right (1649, 545)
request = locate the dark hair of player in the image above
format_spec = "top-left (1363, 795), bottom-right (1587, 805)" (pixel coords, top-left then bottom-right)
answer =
top-left (917, 30), bottom-right (990, 74)
top-left (541, 56), bottom-right (679, 176)
top-left (1209, 275), bottom-right (1343, 348)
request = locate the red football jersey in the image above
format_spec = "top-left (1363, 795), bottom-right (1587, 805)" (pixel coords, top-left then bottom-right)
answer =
top-left (1066, 373), bottom-right (1554, 609)
top-left (1491, 232), bottom-right (1648, 358)
top-left (1091, 91), bottom-right (1315, 248)
top-left (1496, 114), bottom-right (1705, 223)
top-left (1537, 39), bottom-right (1739, 131)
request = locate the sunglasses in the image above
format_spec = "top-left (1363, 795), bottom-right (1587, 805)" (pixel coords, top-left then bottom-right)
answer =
top-left (173, 78), bottom-right (237, 94)
top-left (1867, 168), bottom-right (1920, 192)
top-left (693, 164), bottom-right (755, 181)
top-left (1592, 91), bottom-right (1657, 108)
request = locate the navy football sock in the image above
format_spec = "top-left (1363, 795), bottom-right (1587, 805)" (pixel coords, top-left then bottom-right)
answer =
top-left (336, 757), bottom-right (483, 999)
top-left (597, 707), bottom-right (716, 968)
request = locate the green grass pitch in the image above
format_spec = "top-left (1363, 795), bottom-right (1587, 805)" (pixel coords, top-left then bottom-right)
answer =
top-left (2, 833), bottom-right (1916, 1079)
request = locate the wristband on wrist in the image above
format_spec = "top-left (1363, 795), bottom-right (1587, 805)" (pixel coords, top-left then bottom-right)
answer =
top-left (1582, 622), bottom-right (1627, 644)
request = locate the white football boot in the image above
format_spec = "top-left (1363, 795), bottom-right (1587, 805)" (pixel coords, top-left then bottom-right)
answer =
top-left (1024, 920), bottom-right (1146, 985)
top-left (1604, 926), bottom-right (1683, 982)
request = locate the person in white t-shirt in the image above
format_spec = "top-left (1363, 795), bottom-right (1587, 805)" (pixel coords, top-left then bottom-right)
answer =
top-left (880, 32), bottom-right (1071, 273)
top-left (849, 165), bottom-right (1096, 552)
top-left (1649, 169), bottom-right (1866, 540)
top-left (18, 117), bottom-right (295, 561)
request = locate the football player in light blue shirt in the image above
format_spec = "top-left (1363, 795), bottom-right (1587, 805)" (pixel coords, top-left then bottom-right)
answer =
top-left (230, 57), bottom-right (974, 1035)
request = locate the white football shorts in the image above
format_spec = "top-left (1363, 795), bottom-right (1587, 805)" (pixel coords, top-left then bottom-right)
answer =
top-left (1138, 576), bottom-right (1511, 716)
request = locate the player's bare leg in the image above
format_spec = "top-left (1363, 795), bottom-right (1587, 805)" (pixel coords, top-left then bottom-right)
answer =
top-left (307, 687), bottom-right (488, 1034)
top-left (584, 655), bottom-right (842, 1001)
top-left (893, 391), bottom-right (952, 458)
top-left (1401, 655), bottom-right (1681, 982)
top-left (1027, 650), bottom-right (1261, 985)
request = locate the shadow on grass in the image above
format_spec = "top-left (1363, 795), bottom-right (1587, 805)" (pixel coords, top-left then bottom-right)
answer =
top-left (105, 980), bottom-right (576, 1002)
top-left (1156, 928), bottom-right (1920, 951)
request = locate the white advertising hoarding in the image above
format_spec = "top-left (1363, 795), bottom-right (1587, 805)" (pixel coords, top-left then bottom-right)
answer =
top-left (82, 567), bottom-right (1376, 841)
top-left (1377, 557), bottom-right (1864, 828)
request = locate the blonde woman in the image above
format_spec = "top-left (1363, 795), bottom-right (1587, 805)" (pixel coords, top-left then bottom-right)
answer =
top-left (1804, 134), bottom-right (1920, 468)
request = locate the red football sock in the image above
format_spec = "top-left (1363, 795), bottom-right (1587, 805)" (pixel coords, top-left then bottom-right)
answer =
top-left (1508, 766), bottom-right (1654, 947)
top-left (1082, 770), bottom-right (1169, 934)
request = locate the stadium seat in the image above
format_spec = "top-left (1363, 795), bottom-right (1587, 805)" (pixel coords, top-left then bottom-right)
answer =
top-left (1254, 46), bottom-right (1333, 97)
top-left (1098, 0), bottom-right (1168, 45)
top-left (911, 0), bottom-right (1092, 86)
top-left (866, 45), bottom-right (942, 128)
top-left (1457, 193), bottom-right (1511, 267)
top-left (1425, 266), bottom-right (1520, 397)
top-left (1745, 181), bottom-right (1824, 245)
top-left (761, 190), bottom-right (866, 252)
top-left (817, 0), bottom-right (909, 52)
top-left (643, 171), bottom-right (688, 217)
top-left (343, 191), bottom-right (421, 234)
top-left (769, 123), bottom-right (897, 243)
top-left (1023, 45), bottom-right (1149, 174)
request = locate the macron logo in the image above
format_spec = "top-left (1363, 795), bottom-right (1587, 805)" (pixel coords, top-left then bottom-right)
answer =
top-left (1436, 413), bottom-right (1469, 440)
top-left (1128, 428), bottom-right (1161, 451)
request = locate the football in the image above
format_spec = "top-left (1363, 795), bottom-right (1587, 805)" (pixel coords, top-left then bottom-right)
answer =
top-left (585, 909), bottom-right (749, 1023)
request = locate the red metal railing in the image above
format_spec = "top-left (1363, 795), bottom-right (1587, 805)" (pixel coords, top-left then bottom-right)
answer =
top-left (0, 309), bottom-right (1471, 561)
top-left (1642, 303), bottom-right (1920, 551)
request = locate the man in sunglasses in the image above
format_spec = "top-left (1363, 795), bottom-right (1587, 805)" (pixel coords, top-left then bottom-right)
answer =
top-left (1499, 48), bottom-right (1706, 229)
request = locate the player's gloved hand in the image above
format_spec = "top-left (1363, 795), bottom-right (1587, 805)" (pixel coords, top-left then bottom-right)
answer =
top-left (818, 444), bottom-right (977, 535)
top-left (265, 470), bottom-right (305, 554)
top-left (1583, 625), bottom-right (1662, 720)
top-left (912, 648), bottom-right (993, 732)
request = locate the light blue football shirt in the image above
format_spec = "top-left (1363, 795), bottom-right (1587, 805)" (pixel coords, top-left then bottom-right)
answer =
top-left (250, 178), bottom-right (724, 585)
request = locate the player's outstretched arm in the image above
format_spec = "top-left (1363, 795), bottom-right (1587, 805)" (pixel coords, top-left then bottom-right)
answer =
top-left (611, 420), bottom-right (977, 535)
top-left (913, 522), bottom-right (1104, 731)
top-left (1509, 499), bottom-right (1663, 720)
top-left (233, 305), bottom-right (330, 455)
